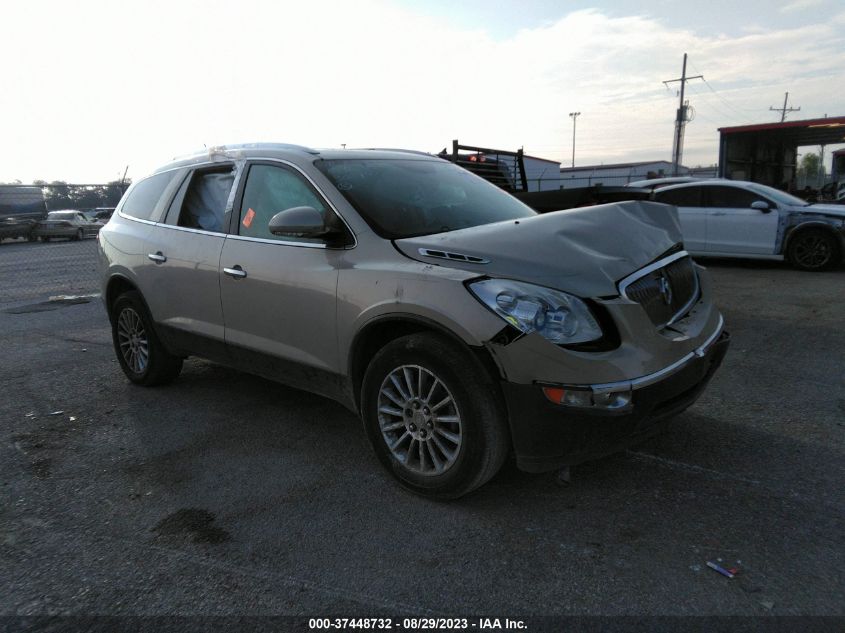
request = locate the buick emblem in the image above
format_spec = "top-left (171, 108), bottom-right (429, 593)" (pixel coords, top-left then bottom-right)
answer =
top-left (657, 274), bottom-right (673, 305)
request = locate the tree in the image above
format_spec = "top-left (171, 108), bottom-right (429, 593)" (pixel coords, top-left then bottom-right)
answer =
top-left (798, 153), bottom-right (820, 181)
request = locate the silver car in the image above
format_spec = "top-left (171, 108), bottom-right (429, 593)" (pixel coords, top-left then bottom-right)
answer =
top-left (34, 210), bottom-right (103, 242)
top-left (99, 143), bottom-right (729, 498)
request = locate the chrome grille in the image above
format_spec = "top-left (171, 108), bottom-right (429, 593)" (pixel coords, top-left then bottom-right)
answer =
top-left (621, 254), bottom-right (699, 328)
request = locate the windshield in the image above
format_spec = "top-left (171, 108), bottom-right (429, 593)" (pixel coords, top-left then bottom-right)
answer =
top-left (744, 182), bottom-right (809, 207)
top-left (315, 158), bottom-right (536, 239)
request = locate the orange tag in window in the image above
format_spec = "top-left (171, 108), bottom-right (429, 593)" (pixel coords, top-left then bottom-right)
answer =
top-left (242, 208), bottom-right (256, 228)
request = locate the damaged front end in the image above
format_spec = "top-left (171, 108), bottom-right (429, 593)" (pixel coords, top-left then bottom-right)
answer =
top-left (397, 201), bottom-right (730, 473)
top-left (481, 241), bottom-right (728, 472)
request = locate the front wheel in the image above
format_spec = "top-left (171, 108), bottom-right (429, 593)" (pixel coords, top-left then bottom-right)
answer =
top-left (74, 228), bottom-right (84, 241)
top-left (110, 291), bottom-right (182, 386)
top-left (361, 332), bottom-right (509, 499)
top-left (787, 228), bottom-right (840, 271)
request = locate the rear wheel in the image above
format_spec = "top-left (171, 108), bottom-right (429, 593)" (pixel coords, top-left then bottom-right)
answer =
top-left (361, 332), bottom-right (508, 499)
top-left (111, 291), bottom-right (182, 386)
top-left (787, 228), bottom-right (840, 271)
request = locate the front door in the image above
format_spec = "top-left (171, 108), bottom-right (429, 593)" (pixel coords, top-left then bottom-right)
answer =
top-left (703, 186), bottom-right (780, 254)
top-left (219, 161), bottom-right (347, 395)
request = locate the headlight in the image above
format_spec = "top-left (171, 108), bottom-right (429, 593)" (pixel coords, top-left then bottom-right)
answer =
top-left (468, 279), bottom-right (603, 345)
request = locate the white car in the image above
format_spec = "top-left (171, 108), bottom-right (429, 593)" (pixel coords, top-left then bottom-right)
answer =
top-left (653, 180), bottom-right (845, 271)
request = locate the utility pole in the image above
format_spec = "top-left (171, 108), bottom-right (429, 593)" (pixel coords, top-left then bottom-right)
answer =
top-left (663, 53), bottom-right (703, 176)
top-left (770, 92), bottom-right (800, 122)
top-left (569, 112), bottom-right (580, 168)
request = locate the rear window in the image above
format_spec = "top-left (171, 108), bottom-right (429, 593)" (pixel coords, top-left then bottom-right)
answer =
top-left (121, 171), bottom-right (175, 221)
top-left (48, 211), bottom-right (76, 220)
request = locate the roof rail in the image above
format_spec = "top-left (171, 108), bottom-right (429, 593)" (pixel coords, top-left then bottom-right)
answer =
top-left (170, 142), bottom-right (318, 162)
top-left (359, 148), bottom-right (434, 157)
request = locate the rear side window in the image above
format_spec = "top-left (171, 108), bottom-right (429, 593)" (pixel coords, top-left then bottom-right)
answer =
top-left (173, 167), bottom-right (236, 233)
top-left (121, 172), bottom-right (175, 220)
top-left (654, 186), bottom-right (702, 207)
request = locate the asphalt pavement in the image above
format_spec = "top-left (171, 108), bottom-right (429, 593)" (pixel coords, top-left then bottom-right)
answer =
top-left (1, 242), bottom-right (843, 621)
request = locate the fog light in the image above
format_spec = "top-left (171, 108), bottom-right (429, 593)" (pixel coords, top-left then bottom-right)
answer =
top-left (542, 386), bottom-right (632, 410)
top-left (594, 390), bottom-right (632, 410)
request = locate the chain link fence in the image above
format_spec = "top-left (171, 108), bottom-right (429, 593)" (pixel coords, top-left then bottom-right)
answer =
top-left (0, 235), bottom-right (101, 305)
top-left (0, 183), bottom-right (117, 305)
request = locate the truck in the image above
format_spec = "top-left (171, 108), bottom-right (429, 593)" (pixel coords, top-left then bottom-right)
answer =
top-left (440, 141), bottom-right (648, 212)
top-left (0, 186), bottom-right (48, 243)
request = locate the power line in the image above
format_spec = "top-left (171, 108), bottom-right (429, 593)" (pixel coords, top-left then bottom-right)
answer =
top-left (689, 61), bottom-right (757, 123)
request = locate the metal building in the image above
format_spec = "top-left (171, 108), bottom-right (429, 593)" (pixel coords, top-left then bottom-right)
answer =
top-left (718, 116), bottom-right (845, 188)
top-left (558, 160), bottom-right (692, 189)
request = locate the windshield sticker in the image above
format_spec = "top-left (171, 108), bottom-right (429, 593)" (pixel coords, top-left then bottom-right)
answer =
top-left (242, 208), bottom-right (256, 228)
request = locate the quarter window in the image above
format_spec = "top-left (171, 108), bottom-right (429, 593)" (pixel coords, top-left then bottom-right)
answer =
top-left (238, 164), bottom-right (329, 242)
top-left (121, 171), bottom-right (175, 221)
top-left (654, 186), bottom-right (703, 207)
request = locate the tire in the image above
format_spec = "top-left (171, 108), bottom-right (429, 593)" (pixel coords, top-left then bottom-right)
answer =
top-left (74, 229), bottom-right (83, 241)
top-left (41, 236), bottom-right (50, 242)
top-left (110, 290), bottom-right (182, 386)
top-left (786, 228), bottom-right (840, 271)
top-left (361, 332), bottom-right (509, 499)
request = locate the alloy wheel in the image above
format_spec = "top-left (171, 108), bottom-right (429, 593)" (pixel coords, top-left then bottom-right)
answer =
top-left (793, 234), bottom-right (831, 269)
top-left (377, 364), bottom-right (462, 476)
top-left (116, 307), bottom-right (149, 374)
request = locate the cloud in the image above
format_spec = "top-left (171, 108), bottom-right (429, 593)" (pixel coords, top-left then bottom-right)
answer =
top-left (0, 1), bottom-right (843, 181)
top-left (780, 0), bottom-right (824, 13)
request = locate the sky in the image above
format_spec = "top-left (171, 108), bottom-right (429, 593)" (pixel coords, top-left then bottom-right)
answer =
top-left (1, 0), bottom-right (843, 183)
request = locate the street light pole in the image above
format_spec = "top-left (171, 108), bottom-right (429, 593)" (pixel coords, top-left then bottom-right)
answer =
top-left (569, 112), bottom-right (580, 168)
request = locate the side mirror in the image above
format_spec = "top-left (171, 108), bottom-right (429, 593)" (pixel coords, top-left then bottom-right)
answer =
top-left (751, 200), bottom-right (772, 213)
top-left (268, 206), bottom-right (331, 237)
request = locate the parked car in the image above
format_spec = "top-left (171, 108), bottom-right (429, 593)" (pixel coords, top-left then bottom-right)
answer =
top-left (33, 210), bottom-right (103, 242)
top-left (99, 143), bottom-right (729, 498)
top-left (653, 179), bottom-right (845, 271)
top-left (93, 207), bottom-right (116, 221)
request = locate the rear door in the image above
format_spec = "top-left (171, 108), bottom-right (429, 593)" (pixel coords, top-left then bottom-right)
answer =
top-left (703, 185), bottom-right (779, 254)
top-left (653, 185), bottom-right (706, 252)
top-left (219, 161), bottom-right (348, 389)
top-left (139, 163), bottom-right (238, 361)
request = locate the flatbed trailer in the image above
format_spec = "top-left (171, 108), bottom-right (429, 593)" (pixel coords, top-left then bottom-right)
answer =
top-left (440, 141), bottom-right (648, 212)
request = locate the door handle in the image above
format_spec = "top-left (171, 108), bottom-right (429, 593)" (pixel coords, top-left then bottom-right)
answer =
top-left (147, 251), bottom-right (167, 263)
top-left (711, 212), bottom-right (727, 216)
top-left (223, 265), bottom-right (247, 279)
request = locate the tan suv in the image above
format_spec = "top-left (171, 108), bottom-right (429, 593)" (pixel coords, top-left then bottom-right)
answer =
top-left (99, 143), bottom-right (729, 498)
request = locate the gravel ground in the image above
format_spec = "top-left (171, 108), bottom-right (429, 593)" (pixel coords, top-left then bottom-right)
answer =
top-left (1, 245), bottom-right (843, 625)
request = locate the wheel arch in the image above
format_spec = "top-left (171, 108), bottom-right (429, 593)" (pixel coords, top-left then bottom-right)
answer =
top-left (347, 314), bottom-right (505, 412)
top-left (783, 221), bottom-right (845, 257)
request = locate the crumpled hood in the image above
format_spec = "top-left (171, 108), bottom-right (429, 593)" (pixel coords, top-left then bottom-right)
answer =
top-left (394, 200), bottom-right (683, 297)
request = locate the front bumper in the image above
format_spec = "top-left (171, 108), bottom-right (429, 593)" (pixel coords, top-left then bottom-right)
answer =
top-left (502, 328), bottom-right (730, 473)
